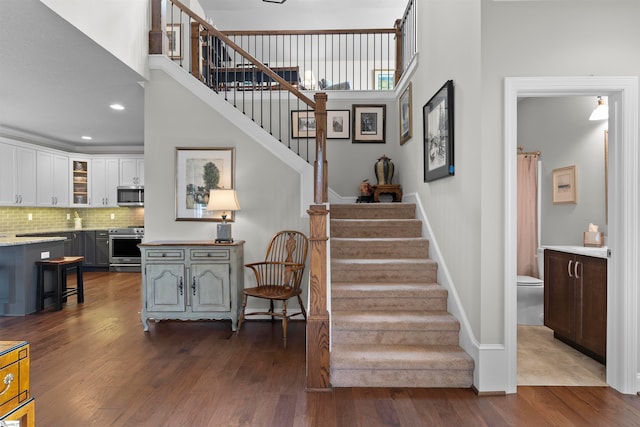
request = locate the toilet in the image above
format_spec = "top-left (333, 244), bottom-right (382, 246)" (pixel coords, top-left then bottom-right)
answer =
top-left (517, 247), bottom-right (545, 325)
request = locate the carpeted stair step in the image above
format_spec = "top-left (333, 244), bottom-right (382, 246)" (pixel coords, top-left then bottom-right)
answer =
top-left (331, 203), bottom-right (416, 220)
top-left (331, 218), bottom-right (422, 238)
top-left (331, 237), bottom-right (429, 259)
top-left (331, 344), bottom-right (474, 388)
top-left (332, 282), bottom-right (447, 311)
top-left (331, 258), bottom-right (437, 283)
top-left (332, 311), bottom-right (460, 346)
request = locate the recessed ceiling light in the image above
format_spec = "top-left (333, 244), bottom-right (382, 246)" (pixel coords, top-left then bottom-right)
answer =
top-left (81, 136), bottom-right (93, 140)
top-left (110, 103), bottom-right (125, 110)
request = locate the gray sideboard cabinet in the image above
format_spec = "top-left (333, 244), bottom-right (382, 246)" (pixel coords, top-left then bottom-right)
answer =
top-left (139, 240), bottom-right (244, 331)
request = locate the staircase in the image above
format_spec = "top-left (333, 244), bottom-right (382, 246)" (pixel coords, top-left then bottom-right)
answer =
top-left (330, 203), bottom-right (474, 388)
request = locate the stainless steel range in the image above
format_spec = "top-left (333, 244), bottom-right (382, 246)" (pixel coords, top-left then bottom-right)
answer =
top-left (108, 227), bottom-right (144, 272)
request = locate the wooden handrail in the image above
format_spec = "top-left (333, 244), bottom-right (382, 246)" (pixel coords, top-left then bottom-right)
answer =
top-left (167, 0), bottom-right (316, 109)
top-left (223, 28), bottom-right (396, 36)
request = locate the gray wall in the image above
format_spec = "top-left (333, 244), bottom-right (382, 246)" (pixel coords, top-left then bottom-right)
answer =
top-left (145, 69), bottom-right (309, 310)
top-left (518, 96), bottom-right (608, 247)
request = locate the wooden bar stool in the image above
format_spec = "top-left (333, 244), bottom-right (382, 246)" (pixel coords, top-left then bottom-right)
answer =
top-left (36, 256), bottom-right (85, 311)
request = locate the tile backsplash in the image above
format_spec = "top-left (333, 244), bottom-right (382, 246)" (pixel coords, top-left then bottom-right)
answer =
top-left (0, 207), bottom-right (144, 233)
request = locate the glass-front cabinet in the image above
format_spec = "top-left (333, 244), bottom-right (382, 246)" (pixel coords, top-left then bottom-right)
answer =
top-left (70, 158), bottom-right (90, 206)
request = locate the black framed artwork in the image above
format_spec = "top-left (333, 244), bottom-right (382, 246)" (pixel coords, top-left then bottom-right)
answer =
top-left (423, 80), bottom-right (454, 182)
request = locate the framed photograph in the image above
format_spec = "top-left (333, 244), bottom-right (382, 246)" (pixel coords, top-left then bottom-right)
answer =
top-left (552, 165), bottom-right (577, 204)
top-left (291, 110), bottom-right (316, 138)
top-left (399, 82), bottom-right (413, 145)
top-left (176, 147), bottom-right (235, 221)
top-left (327, 110), bottom-right (350, 139)
top-left (423, 80), bottom-right (454, 182)
top-left (352, 105), bottom-right (386, 143)
top-left (166, 24), bottom-right (182, 59)
top-left (373, 69), bottom-right (395, 90)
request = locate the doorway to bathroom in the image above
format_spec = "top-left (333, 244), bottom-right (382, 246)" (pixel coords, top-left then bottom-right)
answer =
top-left (515, 96), bottom-right (608, 387)
top-left (504, 76), bottom-right (639, 395)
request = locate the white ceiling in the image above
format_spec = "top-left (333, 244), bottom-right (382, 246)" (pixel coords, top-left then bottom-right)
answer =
top-left (0, 0), bottom-right (145, 153)
top-left (0, 0), bottom-right (406, 154)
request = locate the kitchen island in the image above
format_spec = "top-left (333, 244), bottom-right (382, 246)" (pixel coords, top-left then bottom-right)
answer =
top-left (0, 235), bottom-right (66, 315)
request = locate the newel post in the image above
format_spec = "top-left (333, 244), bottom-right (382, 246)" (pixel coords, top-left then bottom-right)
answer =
top-left (394, 18), bottom-right (403, 85)
top-left (149, 0), bottom-right (163, 55)
top-left (314, 93), bottom-right (328, 204)
top-left (306, 204), bottom-right (330, 391)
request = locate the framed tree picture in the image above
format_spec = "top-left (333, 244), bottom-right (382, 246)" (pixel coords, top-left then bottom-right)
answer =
top-left (423, 80), bottom-right (454, 182)
top-left (175, 147), bottom-right (235, 221)
top-left (352, 104), bottom-right (386, 143)
top-left (166, 24), bottom-right (182, 59)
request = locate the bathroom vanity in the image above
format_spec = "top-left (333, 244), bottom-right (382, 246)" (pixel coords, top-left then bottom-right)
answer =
top-left (543, 246), bottom-right (607, 363)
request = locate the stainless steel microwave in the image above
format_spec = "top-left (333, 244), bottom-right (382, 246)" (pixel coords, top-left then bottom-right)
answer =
top-left (117, 186), bottom-right (144, 206)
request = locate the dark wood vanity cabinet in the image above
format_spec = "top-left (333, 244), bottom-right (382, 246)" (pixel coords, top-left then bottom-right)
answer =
top-left (544, 249), bottom-right (607, 363)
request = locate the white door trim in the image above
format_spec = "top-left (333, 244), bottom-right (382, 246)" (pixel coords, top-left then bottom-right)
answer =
top-left (504, 76), bottom-right (639, 394)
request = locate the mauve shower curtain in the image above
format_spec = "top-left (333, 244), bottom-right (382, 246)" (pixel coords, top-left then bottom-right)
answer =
top-left (517, 154), bottom-right (540, 278)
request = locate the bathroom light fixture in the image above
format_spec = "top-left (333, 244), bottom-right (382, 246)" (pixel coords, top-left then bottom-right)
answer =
top-left (207, 189), bottom-right (241, 242)
top-left (110, 103), bottom-right (125, 111)
top-left (81, 135), bottom-right (92, 140)
top-left (263, 0), bottom-right (286, 3)
top-left (589, 96), bottom-right (608, 121)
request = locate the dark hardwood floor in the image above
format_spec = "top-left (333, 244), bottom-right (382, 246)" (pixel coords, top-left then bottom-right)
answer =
top-left (1, 272), bottom-right (639, 426)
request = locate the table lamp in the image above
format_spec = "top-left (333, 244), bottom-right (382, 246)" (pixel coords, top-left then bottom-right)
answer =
top-left (207, 189), bottom-right (240, 243)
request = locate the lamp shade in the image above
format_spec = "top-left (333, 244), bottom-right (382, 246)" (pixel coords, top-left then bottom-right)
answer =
top-left (589, 96), bottom-right (608, 121)
top-left (207, 189), bottom-right (240, 213)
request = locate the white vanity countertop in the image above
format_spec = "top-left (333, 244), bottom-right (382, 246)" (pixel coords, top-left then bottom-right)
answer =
top-left (542, 245), bottom-right (608, 259)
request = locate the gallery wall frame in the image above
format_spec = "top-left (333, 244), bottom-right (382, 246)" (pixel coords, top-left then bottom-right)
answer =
top-left (552, 165), bottom-right (577, 204)
top-left (166, 24), bottom-right (182, 59)
top-left (373, 69), bottom-right (395, 90)
top-left (291, 110), bottom-right (316, 138)
top-left (175, 147), bottom-right (235, 221)
top-left (423, 80), bottom-right (454, 182)
top-left (352, 104), bottom-right (386, 143)
top-left (327, 110), bottom-right (350, 139)
top-left (399, 82), bottom-right (413, 145)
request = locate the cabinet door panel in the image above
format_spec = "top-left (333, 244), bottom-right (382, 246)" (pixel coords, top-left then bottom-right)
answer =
top-left (191, 264), bottom-right (230, 312)
top-left (146, 264), bottom-right (186, 312)
top-left (576, 256), bottom-right (607, 359)
top-left (544, 250), bottom-right (576, 338)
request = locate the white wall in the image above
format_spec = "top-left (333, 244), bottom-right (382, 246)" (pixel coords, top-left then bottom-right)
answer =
top-left (41, 0), bottom-right (149, 79)
top-left (518, 97), bottom-right (609, 246)
top-left (145, 69), bottom-right (309, 310)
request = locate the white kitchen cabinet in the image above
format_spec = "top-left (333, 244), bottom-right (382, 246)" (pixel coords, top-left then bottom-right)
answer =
top-left (140, 241), bottom-right (244, 331)
top-left (120, 157), bottom-right (144, 186)
top-left (0, 143), bottom-right (37, 206)
top-left (37, 151), bottom-right (69, 206)
top-left (91, 157), bottom-right (119, 207)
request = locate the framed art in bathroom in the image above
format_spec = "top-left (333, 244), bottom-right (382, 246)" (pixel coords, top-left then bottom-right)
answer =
top-left (552, 165), bottom-right (577, 204)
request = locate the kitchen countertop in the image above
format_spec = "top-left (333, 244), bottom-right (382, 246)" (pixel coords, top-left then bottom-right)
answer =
top-left (542, 245), bottom-right (608, 259)
top-left (0, 235), bottom-right (67, 247)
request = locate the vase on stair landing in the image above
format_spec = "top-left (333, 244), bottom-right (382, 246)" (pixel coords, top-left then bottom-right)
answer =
top-left (374, 155), bottom-right (394, 185)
